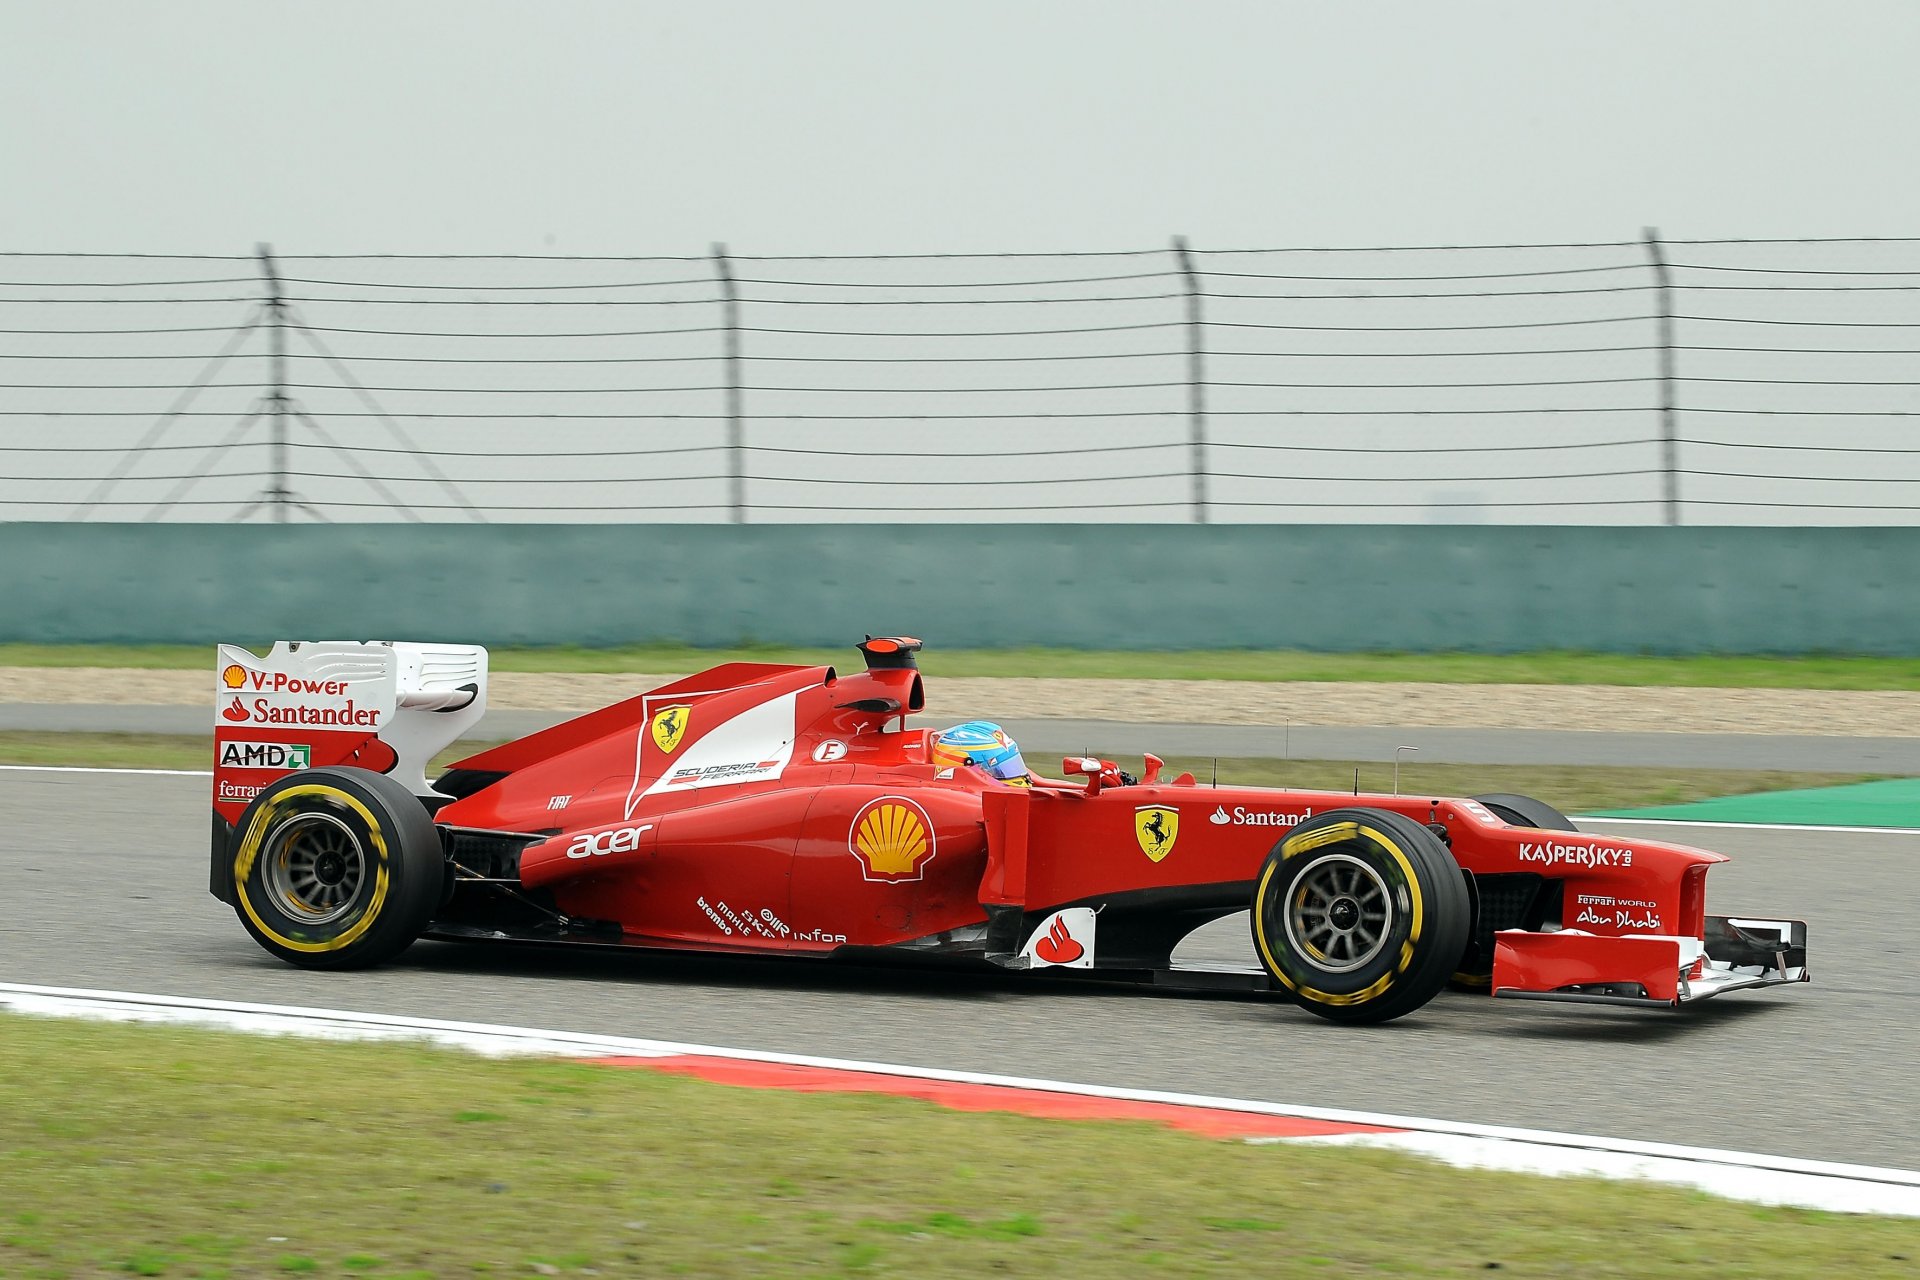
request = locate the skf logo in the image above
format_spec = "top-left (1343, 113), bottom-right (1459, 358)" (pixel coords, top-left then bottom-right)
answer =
top-left (849, 796), bottom-right (935, 882)
top-left (565, 823), bottom-right (653, 860)
top-left (650, 705), bottom-right (690, 754)
top-left (1135, 806), bottom-right (1180, 863)
top-left (221, 664), bottom-right (249, 690)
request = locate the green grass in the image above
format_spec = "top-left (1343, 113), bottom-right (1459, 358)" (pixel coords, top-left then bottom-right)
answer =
top-left (5, 642), bottom-right (1920, 688)
top-left (0, 731), bottom-right (1877, 813)
top-left (2, 1014), bottom-right (1914, 1278)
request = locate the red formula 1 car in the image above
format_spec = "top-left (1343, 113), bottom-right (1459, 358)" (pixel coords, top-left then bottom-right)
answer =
top-left (207, 636), bottom-right (1808, 1024)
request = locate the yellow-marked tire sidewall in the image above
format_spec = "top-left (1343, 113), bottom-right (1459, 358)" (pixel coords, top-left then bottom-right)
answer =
top-left (1253, 820), bottom-right (1420, 1007)
top-left (233, 784), bottom-right (393, 957)
top-left (1249, 807), bottom-right (1468, 1023)
top-left (228, 767), bottom-right (440, 969)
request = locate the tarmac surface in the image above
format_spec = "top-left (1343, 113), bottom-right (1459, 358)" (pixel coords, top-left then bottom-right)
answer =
top-left (1, 766), bottom-right (1911, 1169)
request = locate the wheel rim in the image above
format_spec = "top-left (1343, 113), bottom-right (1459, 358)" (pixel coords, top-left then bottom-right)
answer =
top-left (1284, 852), bottom-right (1394, 974)
top-left (262, 810), bottom-right (368, 926)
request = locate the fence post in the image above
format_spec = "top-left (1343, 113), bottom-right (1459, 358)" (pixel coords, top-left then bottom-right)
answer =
top-left (1172, 236), bottom-right (1208, 524)
top-left (256, 243), bottom-right (293, 523)
top-left (1643, 227), bottom-right (1680, 526)
top-left (712, 243), bottom-right (745, 524)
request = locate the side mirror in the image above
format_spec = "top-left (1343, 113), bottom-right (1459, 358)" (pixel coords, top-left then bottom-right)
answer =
top-left (1141, 753), bottom-right (1164, 785)
top-left (1061, 756), bottom-right (1105, 794)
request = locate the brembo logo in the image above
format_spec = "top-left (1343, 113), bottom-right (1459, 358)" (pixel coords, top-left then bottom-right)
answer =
top-left (566, 824), bottom-right (653, 859)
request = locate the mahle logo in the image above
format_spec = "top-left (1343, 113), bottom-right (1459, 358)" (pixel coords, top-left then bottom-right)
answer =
top-left (218, 740), bottom-right (311, 771)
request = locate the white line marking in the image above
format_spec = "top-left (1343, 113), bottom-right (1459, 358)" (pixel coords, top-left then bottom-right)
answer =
top-left (0, 981), bottom-right (1914, 1215)
top-left (0, 764), bottom-right (212, 777)
top-left (1577, 815), bottom-right (1920, 836)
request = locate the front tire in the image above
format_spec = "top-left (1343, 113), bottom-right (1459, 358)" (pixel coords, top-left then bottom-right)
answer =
top-left (228, 766), bottom-right (443, 970)
top-left (1450, 792), bottom-right (1580, 989)
top-left (1251, 807), bottom-right (1470, 1025)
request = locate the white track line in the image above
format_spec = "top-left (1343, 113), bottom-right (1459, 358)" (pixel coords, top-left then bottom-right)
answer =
top-left (1577, 815), bottom-right (1920, 835)
top-left (0, 764), bottom-right (211, 777)
top-left (1, 982), bottom-right (1915, 1216)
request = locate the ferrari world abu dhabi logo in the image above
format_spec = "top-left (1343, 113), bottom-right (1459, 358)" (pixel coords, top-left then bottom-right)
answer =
top-left (1135, 806), bottom-right (1180, 863)
top-left (650, 705), bottom-right (691, 754)
top-left (849, 796), bottom-right (935, 882)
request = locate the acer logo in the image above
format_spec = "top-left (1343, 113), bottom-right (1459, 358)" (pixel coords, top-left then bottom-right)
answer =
top-left (565, 824), bottom-right (653, 859)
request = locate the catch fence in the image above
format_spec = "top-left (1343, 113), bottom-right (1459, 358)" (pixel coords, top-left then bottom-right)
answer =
top-left (4, 235), bottom-right (1920, 523)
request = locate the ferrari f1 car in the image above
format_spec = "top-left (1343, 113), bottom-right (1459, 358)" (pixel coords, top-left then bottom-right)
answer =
top-left (207, 636), bottom-right (1808, 1024)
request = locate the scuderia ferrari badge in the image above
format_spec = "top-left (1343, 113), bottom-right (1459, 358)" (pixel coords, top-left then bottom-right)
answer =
top-left (650, 705), bottom-right (691, 753)
top-left (1135, 805), bottom-right (1179, 862)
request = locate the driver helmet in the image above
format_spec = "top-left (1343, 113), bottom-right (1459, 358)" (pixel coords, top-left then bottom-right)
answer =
top-left (931, 720), bottom-right (1030, 787)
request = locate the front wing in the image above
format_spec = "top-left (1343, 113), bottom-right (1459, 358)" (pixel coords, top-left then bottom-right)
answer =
top-left (1491, 915), bottom-right (1809, 1008)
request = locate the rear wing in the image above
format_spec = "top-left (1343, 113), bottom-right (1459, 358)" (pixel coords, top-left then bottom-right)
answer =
top-left (212, 640), bottom-right (489, 823)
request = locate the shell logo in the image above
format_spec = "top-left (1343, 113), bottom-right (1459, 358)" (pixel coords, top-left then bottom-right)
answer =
top-left (849, 796), bottom-right (936, 883)
top-left (221, 664), bottom-right (249, 690)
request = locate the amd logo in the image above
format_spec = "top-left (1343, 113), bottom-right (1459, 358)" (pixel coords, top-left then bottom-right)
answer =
top-left (219, 740), bottom-right (311, 771)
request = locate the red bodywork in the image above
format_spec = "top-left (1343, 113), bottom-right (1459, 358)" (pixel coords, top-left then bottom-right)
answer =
top-left (422, 651), bottom-right (1731, 992)
top-left (211, 638), bottom-right (1806, 1005)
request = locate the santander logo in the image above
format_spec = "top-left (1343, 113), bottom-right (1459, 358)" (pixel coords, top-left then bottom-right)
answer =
top-left (1034, 915), bottom-right (1084, 965)
top-left (222, 698), bottom-right (251, 723)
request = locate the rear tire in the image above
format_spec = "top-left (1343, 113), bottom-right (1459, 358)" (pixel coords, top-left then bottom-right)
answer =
top-left (1250, 807), bottom-right (1470, 1025)
top-left (228, 766), bottom-right (442, 970)
top-left (1450, 792), bottom-right (1580, 989)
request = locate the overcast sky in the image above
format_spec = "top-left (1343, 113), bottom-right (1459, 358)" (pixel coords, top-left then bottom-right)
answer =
top-left (3, 1), bottom-right (1917, 257)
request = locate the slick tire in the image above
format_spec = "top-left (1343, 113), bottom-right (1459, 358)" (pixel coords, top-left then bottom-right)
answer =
top-left (229, 766), bottom-right (443, 971)
top-left (1450, 792), bottom-right (1580, 990)
top-left (1251, 807), bottom-right (1470, 1025)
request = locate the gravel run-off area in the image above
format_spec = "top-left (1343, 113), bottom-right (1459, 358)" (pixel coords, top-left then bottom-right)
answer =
top-left (7, 667), bottom-right (1919, 737)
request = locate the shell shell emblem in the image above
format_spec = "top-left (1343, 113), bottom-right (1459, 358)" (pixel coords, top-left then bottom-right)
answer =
top-left (849, 796), bottom-right (936, 883)
top-left (221, 663), bottom-right (248, 690)
top-left (650, 705), bottom-right (690, 754)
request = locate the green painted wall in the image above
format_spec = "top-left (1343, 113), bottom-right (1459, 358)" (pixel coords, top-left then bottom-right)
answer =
top-left (3, 523), bottom-right (1917, 654)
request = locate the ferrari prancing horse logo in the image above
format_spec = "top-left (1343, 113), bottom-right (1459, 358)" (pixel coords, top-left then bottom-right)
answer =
top-left (650, 705), bottom-right (690, 754)
top-left (1135, 805), bottom-right (1180, 862)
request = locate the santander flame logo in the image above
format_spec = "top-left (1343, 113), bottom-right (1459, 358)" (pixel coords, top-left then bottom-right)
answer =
top-left (222, 698), bottom-right (251, 722)
top-left (1034, 915), bottom-right (1084, 965)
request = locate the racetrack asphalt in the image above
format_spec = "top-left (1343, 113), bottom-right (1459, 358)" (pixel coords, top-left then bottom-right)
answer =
top-left (1, 768), bottom-right (1911, 1169)
top-left (9, 703), bottom-right (1920, 771)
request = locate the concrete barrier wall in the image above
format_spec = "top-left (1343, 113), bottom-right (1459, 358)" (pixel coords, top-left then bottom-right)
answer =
top-left (4, 523), bottom-right (1917, 654)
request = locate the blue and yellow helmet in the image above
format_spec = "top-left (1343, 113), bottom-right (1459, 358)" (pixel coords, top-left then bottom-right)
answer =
top-left (931, 720), bottom-right (1030, 786)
